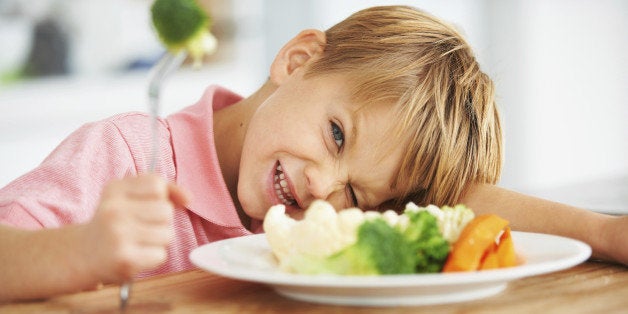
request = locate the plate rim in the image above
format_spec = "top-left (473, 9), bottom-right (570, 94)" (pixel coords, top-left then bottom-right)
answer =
top-left (189, 231), bottom-right (591, 288)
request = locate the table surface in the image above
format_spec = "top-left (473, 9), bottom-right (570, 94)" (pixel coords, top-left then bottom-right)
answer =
top-left (2, 261), bottom-right (627, 313)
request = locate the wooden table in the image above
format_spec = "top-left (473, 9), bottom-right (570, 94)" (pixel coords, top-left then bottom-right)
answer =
top-left (2, 261), bottom-right (626, 313)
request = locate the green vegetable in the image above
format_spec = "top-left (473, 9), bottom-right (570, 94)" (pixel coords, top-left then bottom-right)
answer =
top-left (288, 209), bottom-right (450, 275)
top-left (150, 0), bottom-right (215, 65)
top-left (404, 210), bottom-right (452, 273)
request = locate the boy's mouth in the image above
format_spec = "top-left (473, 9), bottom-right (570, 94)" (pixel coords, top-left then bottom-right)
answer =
top-left (274, 163), bottom-right (296, 206)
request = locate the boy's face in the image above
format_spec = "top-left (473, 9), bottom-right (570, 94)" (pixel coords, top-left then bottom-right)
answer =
top-left (238, 71), bottom-right (407, 221)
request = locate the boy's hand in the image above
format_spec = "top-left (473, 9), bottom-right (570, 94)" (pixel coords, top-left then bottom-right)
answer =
top-left (83, 174), bottom-right (190, 283)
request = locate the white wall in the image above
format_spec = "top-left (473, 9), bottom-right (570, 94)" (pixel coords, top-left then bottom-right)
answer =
top-left (483, 0), bottom-right (628, 190)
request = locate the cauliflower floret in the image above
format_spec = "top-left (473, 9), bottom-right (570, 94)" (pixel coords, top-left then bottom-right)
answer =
top-left (291, 201), bottom-right (348, 257)
top-left (336, 208), bottom-right (365, 243)
top-left (405, 202), bottom-right (475, 243)
top-left (263, 200), bottom-right (407, 271)
top-left (263, 200), bottom-right (365, 270)
top-left (262, 205), bottom-right (297, 262)
top-left (439, 204), bottom-right (475, 243)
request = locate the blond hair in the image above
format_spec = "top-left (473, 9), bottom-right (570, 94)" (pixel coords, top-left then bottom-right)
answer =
top-left (306, 6), bottom-right (502, 208)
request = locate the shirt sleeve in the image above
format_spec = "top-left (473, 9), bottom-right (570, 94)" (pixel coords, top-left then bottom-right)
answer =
top-left (0, 113), bottom-right (160, 229)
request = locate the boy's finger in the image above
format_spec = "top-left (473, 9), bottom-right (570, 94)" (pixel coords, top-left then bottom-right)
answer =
top-left (134, 223), bottom-right (175, 246)
top-left (130, 200), bottom-right (174, 224)
top-left (168, 183), bottom-right (191, 208)
top-left (124, 174), bottom-right (169, 199)
top-left (133, 246), bottom-right (169, 271)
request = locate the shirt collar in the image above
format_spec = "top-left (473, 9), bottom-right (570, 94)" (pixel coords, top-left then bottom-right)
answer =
top-left (167, 85), bottom-right (258, 232)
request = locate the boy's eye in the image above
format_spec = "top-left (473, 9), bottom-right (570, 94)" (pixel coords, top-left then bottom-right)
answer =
top-left (331, 122), bottom-right (344, 150)
top-left (330, 122), bottom-right (356, 206)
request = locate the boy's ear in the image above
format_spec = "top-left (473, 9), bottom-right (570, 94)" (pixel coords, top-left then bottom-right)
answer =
top-left (269, 29), bottom-right (326, 85)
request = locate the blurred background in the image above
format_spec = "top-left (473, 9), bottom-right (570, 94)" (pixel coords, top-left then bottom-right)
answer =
top-left (0, 0), bottom-right (626, 213)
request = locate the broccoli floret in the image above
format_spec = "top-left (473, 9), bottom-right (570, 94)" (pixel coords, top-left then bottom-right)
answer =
top-left (151, 0), bottom-right (209, 46)
top-left (403, 210), bottom-right (451, 273)
top-left (331, 219), bottom-right (418, 274)
top-left (150, 0), bottom-right (216, 65)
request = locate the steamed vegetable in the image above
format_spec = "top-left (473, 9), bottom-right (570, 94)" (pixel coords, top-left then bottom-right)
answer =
top-left (443, 214), bottom-right (517, 272)
top-left (150, 0), bottom-right (217, 66)
top-left (264, 200), bottom-right (517, 275)
top-left (289, 218), bottom-right (421, 275)
top-left (264, 200), bottom-right (472, 275)
top-left (296, 210), bottom-right (448, 275)
top-left (397, 209), bottom-right (451, 273)
top-left (405, 203), bottom-right (475, 244)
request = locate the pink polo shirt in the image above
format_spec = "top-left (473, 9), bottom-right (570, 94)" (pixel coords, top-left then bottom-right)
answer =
top-left (0, 85), bottom-right (259, 277)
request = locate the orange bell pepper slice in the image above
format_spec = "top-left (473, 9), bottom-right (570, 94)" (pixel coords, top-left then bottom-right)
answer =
top-left (495, 227), bottom-right (516, 267)
top-left (479, 227), bottom-right (516, 270)
top-left (443, 214), bottom-right (512, 272)
top-left (479, 245), bottom-right (500, 270)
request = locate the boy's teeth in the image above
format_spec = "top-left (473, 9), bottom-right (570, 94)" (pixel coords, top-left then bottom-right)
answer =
top-left (274, 164), bottom-right (295, 206)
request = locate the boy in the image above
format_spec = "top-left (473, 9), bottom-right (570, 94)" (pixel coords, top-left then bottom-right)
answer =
top-left (0, 5), bottom-right (625, 301)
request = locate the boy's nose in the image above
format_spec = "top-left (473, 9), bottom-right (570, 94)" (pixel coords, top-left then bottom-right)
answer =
top-left (304, 164), bottom-right (344, 205)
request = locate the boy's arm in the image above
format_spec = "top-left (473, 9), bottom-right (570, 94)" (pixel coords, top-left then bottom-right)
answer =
top-left (0, 174), bottom-right (189, 302)
top-left (461, 183), bottom-right (628, 266)
top-left (0, 224), bottom-right (103, 301)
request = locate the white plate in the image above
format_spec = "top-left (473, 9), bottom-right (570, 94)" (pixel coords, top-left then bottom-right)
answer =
top-left (189, 232), bottom-right (591, 306)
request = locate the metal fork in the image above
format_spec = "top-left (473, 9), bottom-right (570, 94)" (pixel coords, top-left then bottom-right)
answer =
top-left (119, 50), bottom-right (187, 311)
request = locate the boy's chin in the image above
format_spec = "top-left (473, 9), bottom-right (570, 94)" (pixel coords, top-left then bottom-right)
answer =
top-left (237, 198), bottom-right (264, 221)
top-left (240, 198), bottom-right (304, 221)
